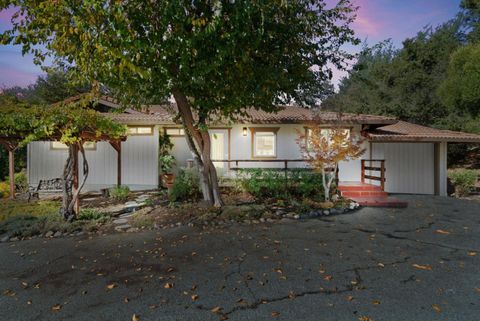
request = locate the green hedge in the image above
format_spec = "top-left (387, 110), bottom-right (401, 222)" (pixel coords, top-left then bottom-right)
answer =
top-left (236, 168), bottom-right (326, 200)
top-left (448, 169), bottom-right (479, 197)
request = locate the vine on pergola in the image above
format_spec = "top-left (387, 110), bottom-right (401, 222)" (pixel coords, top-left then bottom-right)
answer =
top-left (0, 94), bottom-right (125, 220)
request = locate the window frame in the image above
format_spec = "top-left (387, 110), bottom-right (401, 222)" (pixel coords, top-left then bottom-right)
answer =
top-left (163, 127), bottom-right (185, 137)
top-left (127, 125), bottom-right (154, 136)
top-left (250, 127), bottom-right (279, 159)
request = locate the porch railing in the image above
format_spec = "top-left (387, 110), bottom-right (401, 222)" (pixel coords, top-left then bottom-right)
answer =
top-left (209, 159), bottom-right (339, 184)
top-left (361, 159), bottom-right (386, 191)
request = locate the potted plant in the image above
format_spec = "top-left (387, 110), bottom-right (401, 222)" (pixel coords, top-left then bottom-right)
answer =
top-left (158, 131), bottom-right (176, 188)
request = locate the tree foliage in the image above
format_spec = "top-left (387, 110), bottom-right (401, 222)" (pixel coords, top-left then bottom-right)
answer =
top-left (0, 93), bottom-right (125, 219)
top-left (0, 0), bottom-right (359, 207)
top-left (439, 43), bottom-right (480, 116)
top-left (296, 127), bottom-right (365, 201)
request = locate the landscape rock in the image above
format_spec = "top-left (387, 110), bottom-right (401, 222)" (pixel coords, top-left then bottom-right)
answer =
top-left (114, 224), bottom-right (132, 232)
top-left (323, 210), bottom-right (330, 216)
top-left (126, 227), bottom-right (139, 233)
top-left (113, 218), bottom-right (129, 225)
top-left (1, 235), bottom-right (10, 243)
top-left (76, 231), bottom-right (85, 236)
top-left (10, 237), bottom-right (19, 242)
top-left (45, 231), bottom-right (54, 238)
top-left (53, 231), bottom-right (63, 238)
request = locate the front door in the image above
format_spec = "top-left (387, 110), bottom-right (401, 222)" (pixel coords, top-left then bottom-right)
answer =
top-left (209, 130), bottom-right (229, 174)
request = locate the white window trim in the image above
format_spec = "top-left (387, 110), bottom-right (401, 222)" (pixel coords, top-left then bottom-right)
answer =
top-left (250, 127), bottom-right (279, 159)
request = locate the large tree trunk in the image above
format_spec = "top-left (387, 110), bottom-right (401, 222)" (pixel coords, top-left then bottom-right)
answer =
top-left (172, 89), bottom-right (224, 207)
top-left (61, 142), bottom-right (89, 220)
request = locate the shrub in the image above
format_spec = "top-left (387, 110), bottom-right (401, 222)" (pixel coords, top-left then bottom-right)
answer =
top-left (109, 185), bottom-right (130, 201)
top-left (237, 168), bottom-right (325, 200)
top-left (13, 170), bottom-right (28, 193)
top-left (169, 168), bottom-right (201, 202)
top-left (78, 208), bottom-right (105, 221)
top-left (0, 182), bottom-right (10, 199)
top-left (448, 169), bottom-right (478, 197)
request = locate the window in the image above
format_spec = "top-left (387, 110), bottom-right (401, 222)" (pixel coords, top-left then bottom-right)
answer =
top-left (127, 126), bottom-right (153, 135)
top-left (164, 128), bottom-right (185, 136)
top-left (251, 128), bottom-right (279, 158)
top-left (50, 141), bottom-right (96, 150)
top-left (306, 128), bottom-right (351, 147)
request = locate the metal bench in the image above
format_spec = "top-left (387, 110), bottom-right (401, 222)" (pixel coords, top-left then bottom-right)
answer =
top-left (28, 178), bottom-right (63, 202)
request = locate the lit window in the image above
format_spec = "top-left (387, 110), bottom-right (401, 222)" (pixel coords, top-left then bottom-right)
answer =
top-left (253, 129), bottom-right (277, 158)
top-left (165, 128), bottom-right (185, 136)
top-left (127, 126), bottom-right (153, 135)
top-left (51, 141), bottom-right (96, 150)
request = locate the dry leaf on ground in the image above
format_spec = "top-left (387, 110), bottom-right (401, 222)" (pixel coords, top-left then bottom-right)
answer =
top-left (412, 264), bottom-right (433, 271)
top-left (432, 304), bottom-right (442, 313)
top-left (271, 311), bottom-right (280, 317)
top-left (211, 306), bottom-right (222, 314)
top-left (435, 229), bottom-right (451, 235)
top-left (164, 283), bottom-right (173, 289)
top-left (51, 304), bottom-right (61, 311)
top-left (132, 314), bottom-right (140, 321)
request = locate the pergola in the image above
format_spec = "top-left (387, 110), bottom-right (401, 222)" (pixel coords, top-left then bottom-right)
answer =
top-left (0, 132), bottom-right (126, 208)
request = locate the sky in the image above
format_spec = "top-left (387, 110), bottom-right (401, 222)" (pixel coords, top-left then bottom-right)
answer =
top-left (0, 0), bottom-right (463, 88)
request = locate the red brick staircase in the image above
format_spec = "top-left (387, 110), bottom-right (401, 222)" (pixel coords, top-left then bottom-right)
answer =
top-left (338, 182), bottom-right (408, 208)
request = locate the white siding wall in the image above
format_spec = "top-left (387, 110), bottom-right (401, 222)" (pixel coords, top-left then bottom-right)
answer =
top-left (371, 142), bottom-right (435, 194)
top-left (28, 126), bottom-right (160, 191)
top-left (170, 124), bottom-right (368, 182)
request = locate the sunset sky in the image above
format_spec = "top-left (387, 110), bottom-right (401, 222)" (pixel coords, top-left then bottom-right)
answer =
top-left (0, 0), bottom-right (463, 88)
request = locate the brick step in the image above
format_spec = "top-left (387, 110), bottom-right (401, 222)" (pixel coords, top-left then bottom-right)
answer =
top-left (349, 196), bottom-right (408, 208)
top-left (338, 184), bottom-right (383, 192)
top-left (341, 191), bottom-right (389, 198)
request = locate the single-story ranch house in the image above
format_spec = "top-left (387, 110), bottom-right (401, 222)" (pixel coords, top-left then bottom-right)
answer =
top-left (27, 96), bottom-right (480, 201)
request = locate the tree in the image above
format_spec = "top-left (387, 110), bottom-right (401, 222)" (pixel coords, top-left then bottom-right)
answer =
top-left (296, 126), bottom-right (365, 201)
top-left (1, 0), bottom-right (359, 207)
top-left (0, 94), bottom-right (125, 220)
top-left (439, 43), bottom-right (480, 116)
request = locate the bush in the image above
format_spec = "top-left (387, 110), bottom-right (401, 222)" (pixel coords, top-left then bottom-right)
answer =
top-left (78, 208), bottom-right (105, 221)
top-left (169, 168), bottom-right (201, 202)
top-left (237, 168), bottom-right (325, 200)
top-left (109, 185), bottom-right (130, 201)
top-left (0, 182), bottom-right (10, 199)
top-left (13, 170), bottom-right (28, 193)
top-left (448, 169), bottom-right (478, 197)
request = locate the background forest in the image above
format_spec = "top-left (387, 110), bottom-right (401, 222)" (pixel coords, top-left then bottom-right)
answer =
top-left (324, 0), bottom-right (480, 166)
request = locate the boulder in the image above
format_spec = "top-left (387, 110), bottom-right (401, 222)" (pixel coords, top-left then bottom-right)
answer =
top-left (113, 218), bottom-right (129, 225)
top-left (45, 231), bottom-right (54, 238)
top-left (1, 235), bottom-right (10, 243)
top-left (10, 237), bottom-right (19, 242)
top-left (53, 231), bottom-right (63, 238)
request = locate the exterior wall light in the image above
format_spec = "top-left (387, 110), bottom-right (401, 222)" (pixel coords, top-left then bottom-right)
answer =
top-left (242, 127), bottom-right (248, 136)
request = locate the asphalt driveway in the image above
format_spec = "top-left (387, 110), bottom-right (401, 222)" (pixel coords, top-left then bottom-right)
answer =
top-left (1, 195), bottom-right (479, 321)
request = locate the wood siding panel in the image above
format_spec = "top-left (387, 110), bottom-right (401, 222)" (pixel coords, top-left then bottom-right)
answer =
top-left (372, 143), bottom-right (435, 194)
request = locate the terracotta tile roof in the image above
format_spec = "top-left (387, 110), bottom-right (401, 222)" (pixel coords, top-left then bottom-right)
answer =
top-left (232, 107), bottom-right (397, 125)
top-left (367, 121), bottom-right (480, 143)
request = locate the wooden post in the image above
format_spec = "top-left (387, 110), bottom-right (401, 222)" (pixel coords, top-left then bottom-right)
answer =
top-left (72, 144), bottom-right (80, 215)
top-left (117, 142), bottom-right (122, 186)
top-left (361, 160), bottom-right (365, 184)
top-left (380, 160), bottom-right (385, 191)
top-left (109, 141), bottom-right (122, 186)
top-left (8, 149), bottom-right (15, 200)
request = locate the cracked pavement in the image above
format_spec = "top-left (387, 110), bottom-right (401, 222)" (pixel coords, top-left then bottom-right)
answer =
top-left (1, 195), bottom-right (479, 321)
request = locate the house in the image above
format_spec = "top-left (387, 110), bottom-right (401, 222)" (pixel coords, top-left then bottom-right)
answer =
top-left (27, 96), bottom-right (480, 201)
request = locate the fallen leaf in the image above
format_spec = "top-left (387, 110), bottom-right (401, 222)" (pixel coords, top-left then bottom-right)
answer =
top-left (324, 275), bottom-right (333, 281)
top-left (27, 300), bottom-right (32, 305)
top-left (412, 264), bottom-right (433, 271)
top-left (21, 282), bottom-right (28, 288)
top-left (359, 316), bottom-right (373, 321)
top-left (164, 283), bottom-right (173, 289)
top-left (346, 296), bottom-right (354, 301)
top-left (166, 267), bottom-right (175, 273)
top-left (149, 304), bottom-right (157, 309)
top-left (51, 304), bottom-right (61, 311)
top-left (124, 297), bottom-right (130, 303)
top-left (372, 300), bottom-right (381, 305)
top-left (191, 294), bottom-right (199, 301)
top-left (377, 263), bottom-right (385, 268)
top-left (211, 306), bottom-right (222, 314)
top-left (271, 311), bottom-right (280, 317)
top-left (435, 229), bottom-right (450, 235)
top-left (132, 314), bottom-right (140, 321)
top-left (432, 304), bottom-right (442, 313)
top-left (106, 283), bottom-right (116, 290)
top-left (468, 252), bottom-right (477, 257)
top-left (3, 289), bottom-right (16, 297)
